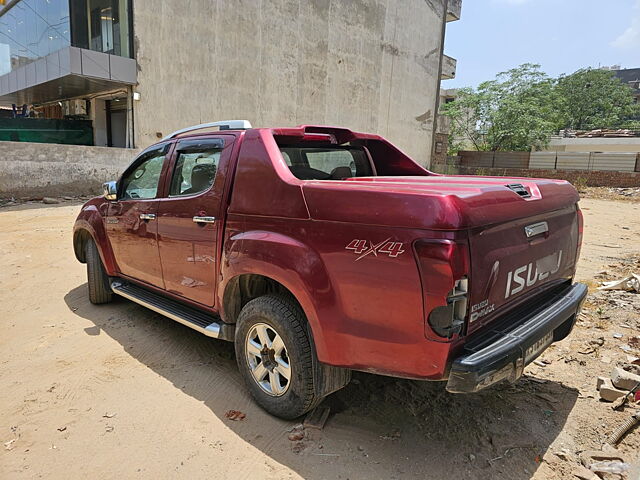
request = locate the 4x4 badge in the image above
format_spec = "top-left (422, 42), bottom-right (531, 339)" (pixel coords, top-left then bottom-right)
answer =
top-left (346, 238), bottom-right (405, 261)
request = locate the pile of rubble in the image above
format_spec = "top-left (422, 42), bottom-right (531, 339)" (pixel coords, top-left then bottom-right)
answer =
top-left (568, 270), bottom-right (640, 478)
top-left (561, 128), bottom-right (640, 138)
top-left (595, 272), bottom-right (640, 408)
top-left (577, 129), bottom-right (638, 138)
top-left (597, 364), bottom-right (640, 403)
top-left (608, 188), bottom-right (640, 199)
top-left (0, 195), bottom-right (90, 208)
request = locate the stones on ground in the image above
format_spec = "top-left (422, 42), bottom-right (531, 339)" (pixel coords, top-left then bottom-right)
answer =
top-left (598, 273), bottom-right (640, 293)
top-left (287, 430), bottom-right (304, 441)
top-left (224, 410), bottom-right (246, 421)
top-left (623, 363), bottom-right (640, 377)
top-left (589, 336), bottom-right (605, 347)
top-left (42, 197), bottom-right (60, 204)
top-left (598, 378), bottom-right (627, 402)
top-left (553, 449), bottom-right (577, 463)
top-left (287, 424), bottom-right (305, 442)
top-left (610, 366), bottom-right (640, 391)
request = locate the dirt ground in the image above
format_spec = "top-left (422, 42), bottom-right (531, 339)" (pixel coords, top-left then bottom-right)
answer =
top-left (1, 196), bottom-right (639, 480)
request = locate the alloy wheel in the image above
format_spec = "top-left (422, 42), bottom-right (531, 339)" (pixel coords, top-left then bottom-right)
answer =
top-left (245, 323), bottom-right (292, 396)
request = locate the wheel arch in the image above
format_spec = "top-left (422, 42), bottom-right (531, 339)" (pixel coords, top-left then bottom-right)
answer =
top-left (219, 231), bottom-right (337, 362)
top-left (73, 205), bottom-right (117, 275)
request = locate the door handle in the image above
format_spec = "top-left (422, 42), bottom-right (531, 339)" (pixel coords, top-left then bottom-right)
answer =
top-left (524, 221), bottom-right (548, 238)
top-left (193, 216), bottom-right (216, 224)
top-left (139, 213), bottom-right (156, 221)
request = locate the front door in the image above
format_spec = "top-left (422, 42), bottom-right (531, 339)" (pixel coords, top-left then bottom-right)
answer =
top-left (156, 136), bottom-right (234, 306)
top-left (106, 145), bottom-right (169, 288)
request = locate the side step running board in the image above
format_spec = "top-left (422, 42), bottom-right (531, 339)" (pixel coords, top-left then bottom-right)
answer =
top-left (111, 281), bottom-right (234, 341)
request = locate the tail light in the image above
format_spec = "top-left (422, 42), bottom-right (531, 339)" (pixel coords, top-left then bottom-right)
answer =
top-left (414, 239), bottom-right (470, 340)
top-left (576, 207), bottom-right (584, 263)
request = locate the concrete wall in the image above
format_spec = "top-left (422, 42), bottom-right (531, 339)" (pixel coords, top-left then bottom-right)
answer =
top-left (431, 164), bottom-right (640, 188)
top-left (132, 0), bottom-right (447, 166)
top-left (0, 141), bottom-right (139, 198)
top-left (457, 150), bottom-right (640, 173)
top-left (544, 137), bottom-right (640, 153)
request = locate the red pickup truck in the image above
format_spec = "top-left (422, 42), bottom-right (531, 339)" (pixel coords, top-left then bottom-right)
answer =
top-left (73, 121), bottom-right (587, 419)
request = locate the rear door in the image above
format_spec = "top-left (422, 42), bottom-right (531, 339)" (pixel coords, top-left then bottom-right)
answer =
top-left (466, 205), bottom-right (580, 334)
top-left (106, 145), bottom-right (171, 288)
top-left (156, 135), bottom-right (235, 306)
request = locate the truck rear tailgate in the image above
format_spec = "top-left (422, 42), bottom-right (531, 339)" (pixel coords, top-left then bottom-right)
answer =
top-left (466, 205), bottom-right (580, 334)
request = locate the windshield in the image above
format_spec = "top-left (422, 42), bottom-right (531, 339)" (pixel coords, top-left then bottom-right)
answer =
top-left (280, 146), bottom-right (374, 180)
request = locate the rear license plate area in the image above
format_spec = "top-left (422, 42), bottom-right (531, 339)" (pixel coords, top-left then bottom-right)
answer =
top-left (524, 331), bottom-right (553, 364)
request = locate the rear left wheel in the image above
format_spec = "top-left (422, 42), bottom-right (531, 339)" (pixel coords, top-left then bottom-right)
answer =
top-left (235, 295), bottom-right (319, 419)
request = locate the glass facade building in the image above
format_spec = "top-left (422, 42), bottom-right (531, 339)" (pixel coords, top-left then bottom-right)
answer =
top-left (0, 0), bottom-right (131, 76)
top-left (0, 0), bottom-right (70, 75)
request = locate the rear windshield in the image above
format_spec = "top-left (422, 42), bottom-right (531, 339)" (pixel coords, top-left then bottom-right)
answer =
top-left (280, 146), bottom-right (374, 180)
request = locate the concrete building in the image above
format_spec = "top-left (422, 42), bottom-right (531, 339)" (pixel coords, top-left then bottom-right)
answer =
top-left (613, 67), bottom-right (640, 106)
top-left (0, 0), bottom-right (461, 166)
top-left (432, 87), bottom-right (457, 164)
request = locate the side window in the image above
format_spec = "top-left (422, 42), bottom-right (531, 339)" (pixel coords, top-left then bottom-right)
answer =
top-left (121, 151), bottom-right (165, 200)
top-left (169, 141), bottom-right (223, 196)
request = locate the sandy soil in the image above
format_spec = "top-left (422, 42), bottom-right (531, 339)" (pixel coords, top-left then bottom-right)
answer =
top-left (1, 197), bottom-right (639, 480)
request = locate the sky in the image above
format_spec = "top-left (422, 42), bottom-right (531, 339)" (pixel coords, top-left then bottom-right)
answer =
top-left (444, 0), bottom-right (640, 88)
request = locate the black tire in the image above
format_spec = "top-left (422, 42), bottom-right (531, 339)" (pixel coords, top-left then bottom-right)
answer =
top-left (85, 239), bottom-right (113, 304)
top-left (235, 295), bottom-right (320, 419)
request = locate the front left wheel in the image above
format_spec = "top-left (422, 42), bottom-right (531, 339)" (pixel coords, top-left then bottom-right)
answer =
top-left (85, 239), bottom-right (113, 305)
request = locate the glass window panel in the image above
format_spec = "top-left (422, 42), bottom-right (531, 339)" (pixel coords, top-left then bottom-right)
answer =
top-left (0, 0), bottom-right (71, 72)
top-left (77, 0), bottom-right (130, 57)
top-left (170, 149), bottom-right (222, 197)
top-left (121, 152), bottom-right (166, 200)
top-left (280, 146), bottom-right (374, 180)
top-left (13, 3), bottom-right (29, 65)
top-left (0, 10), bottom-right (17, 73)
top-left (23, 0), bottom-right (38, 61)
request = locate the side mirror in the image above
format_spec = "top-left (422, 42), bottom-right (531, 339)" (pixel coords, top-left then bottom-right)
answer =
top-left (103, 181), bottom-right (117, 201)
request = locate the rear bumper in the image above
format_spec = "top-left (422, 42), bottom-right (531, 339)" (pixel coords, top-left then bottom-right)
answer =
top-left (446, 282), bottom-right (587, 393)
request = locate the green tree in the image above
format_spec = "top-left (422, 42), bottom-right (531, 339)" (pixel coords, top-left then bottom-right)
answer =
top-left (556, 68), bottom-right (638, 130)
top-left (440, 87), bottom-right (487, 153)
top-left (442, 64), bottom-right (561, 152)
